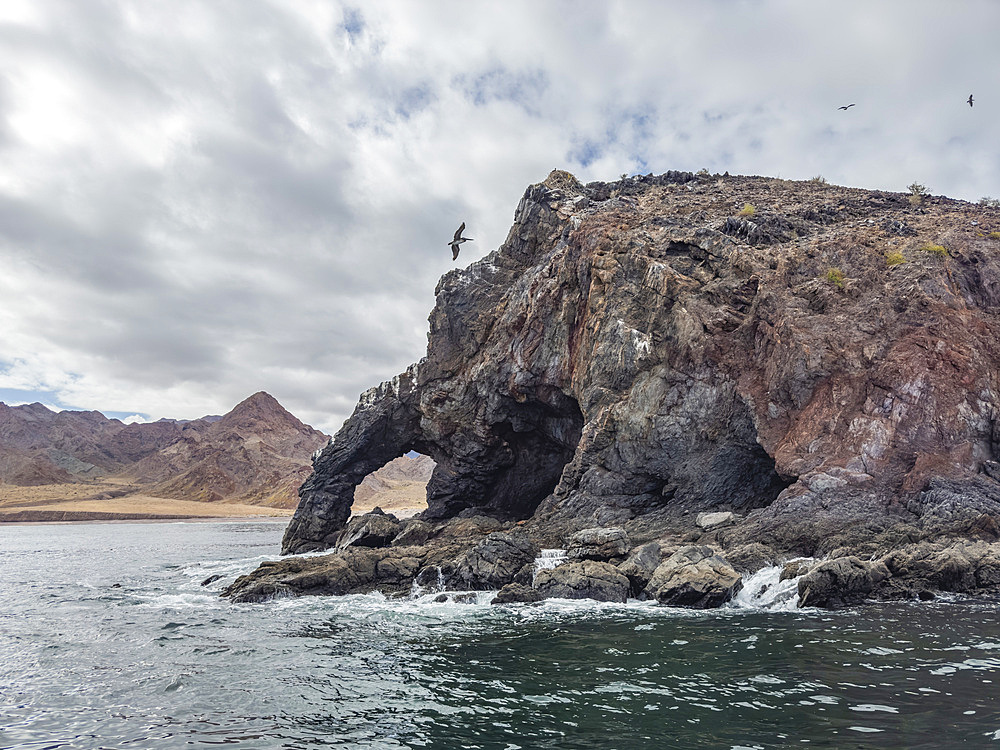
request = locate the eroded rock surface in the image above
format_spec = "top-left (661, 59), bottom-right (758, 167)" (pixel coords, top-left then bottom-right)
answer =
top-left (234, 168), bottom-right (1000, 607)
top-left (534, 560), bottom-right (629, 603)
top-left (566, 527), bottom-right (630, 561)
top-left (644, 545), bottom-right (743, 608)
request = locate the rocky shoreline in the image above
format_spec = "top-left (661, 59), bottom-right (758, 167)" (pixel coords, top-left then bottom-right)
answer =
top-left (222, 507), bottom-right (1000, 608)
top-left (227, 168), bottom-right (1000, 610)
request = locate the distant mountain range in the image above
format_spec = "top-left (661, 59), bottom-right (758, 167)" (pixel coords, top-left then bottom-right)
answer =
top-left (0, 392), bottom-right (328, 508)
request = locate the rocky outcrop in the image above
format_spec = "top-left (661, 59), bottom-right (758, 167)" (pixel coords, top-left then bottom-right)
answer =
top-left (491, 583), bottom-right (544, 605)
top-left (223, 166), bottom-right (1000, 608)
top-left (452, 530), bottom-right (539, 590)
top-left (644, 545), bottom-right (743, 607)
top-left (534, 560), bottom-right (629, 603)
top-left (284, 169), bottom-right (1000, 566)
top-left (335, 508), bottom-right (402, 550)
top-left (617, 541), bottom-right (661, 596)
top-left (796, 556), bottom-right (890, 609)
top-left (566, 526), bottom-right (630, 561)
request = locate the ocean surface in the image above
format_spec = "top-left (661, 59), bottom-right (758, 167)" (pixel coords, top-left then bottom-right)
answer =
top-left (1, 521), bottom-right (999, 749)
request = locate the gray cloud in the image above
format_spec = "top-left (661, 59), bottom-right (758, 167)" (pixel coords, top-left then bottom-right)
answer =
top-left (0, 0), bottom-right (998, 432)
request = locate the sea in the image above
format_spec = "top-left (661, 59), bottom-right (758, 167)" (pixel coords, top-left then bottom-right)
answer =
top-left (1, 521), bottom-right (998, 749)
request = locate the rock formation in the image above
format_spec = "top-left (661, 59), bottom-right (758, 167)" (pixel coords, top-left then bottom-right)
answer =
top-left (226, 168), bottom-right (1000, 608)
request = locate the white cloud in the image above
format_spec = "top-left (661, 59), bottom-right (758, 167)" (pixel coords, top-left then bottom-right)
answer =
top-left (0, 0), bottom-right (998, 434)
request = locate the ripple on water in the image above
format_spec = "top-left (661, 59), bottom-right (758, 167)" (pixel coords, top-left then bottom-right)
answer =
top-left (3, 523), bottom-right (1000, 749)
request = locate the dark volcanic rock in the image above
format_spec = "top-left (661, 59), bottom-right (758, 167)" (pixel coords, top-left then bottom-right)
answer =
top-left (796, 556), bottom-right (890, 609)
top-left (392, 519), bottom-right (433, 546)
top-left (644, 545), bottom-right (742, 608)
top-left (235, 167), bottom-right (1000, 607)
top-left (534, 560), bottom-right (629, 603)
top-left (617, 541), bottom-right (661, 596)
top-left (335, 509), bottom-right (401, 550)
top-left (452, 530), bottom-right (539, 590)
top-left (284, 168), bottom-right (1000, 564)
top-left (566, 526), bottom-right (630, 561)
top-left (222, 543), bottom-right (461, 603)
top-left (491, 583), bottom-right (544, 605)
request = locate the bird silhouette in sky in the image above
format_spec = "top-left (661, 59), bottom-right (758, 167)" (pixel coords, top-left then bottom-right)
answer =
top-left (837, 103), bottom-right (856, 110)
top-left (449, 222), bottom-right (473, 260)
top-left (968, 94), bottom-right (974, 107)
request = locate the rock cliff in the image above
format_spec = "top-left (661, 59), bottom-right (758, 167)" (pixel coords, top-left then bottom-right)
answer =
top-left (282, 169), bottom-right (1000, 572)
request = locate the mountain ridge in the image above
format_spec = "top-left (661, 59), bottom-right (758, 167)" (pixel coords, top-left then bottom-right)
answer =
top-left (0, 392), bottom-right (329, 509)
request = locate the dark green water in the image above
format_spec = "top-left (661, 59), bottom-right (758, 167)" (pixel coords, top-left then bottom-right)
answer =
top-left (1, 522), bottom-right (998, 749)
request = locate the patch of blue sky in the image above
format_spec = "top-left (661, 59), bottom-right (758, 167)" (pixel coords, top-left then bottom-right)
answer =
top-left (457, 66), bottom-right (549, 115)
top-left (104, 410), bottom-right (151, 423)
top-left (341, 7), bottom-right (364, 41)
top-left (0, 386), bottom-right (76, 410)
top-left (0, 386), bottom-right (149, 422)
top-left (567, 139), bottom-right (603, 169)
top-left (394, 84), bottom-right (435, 120)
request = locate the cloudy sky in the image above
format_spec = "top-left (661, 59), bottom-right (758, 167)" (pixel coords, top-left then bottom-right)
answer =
top-left (0, 1), bottom-right (997, 433)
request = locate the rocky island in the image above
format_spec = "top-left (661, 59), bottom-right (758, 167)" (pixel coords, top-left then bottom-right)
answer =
top-left (224, 169), bottom-right (1000, 609)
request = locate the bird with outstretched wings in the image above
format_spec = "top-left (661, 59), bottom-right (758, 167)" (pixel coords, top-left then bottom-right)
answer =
top-left (449, 222), bottom-right (473, 260)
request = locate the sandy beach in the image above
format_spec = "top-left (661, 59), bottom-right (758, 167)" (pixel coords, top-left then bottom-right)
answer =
top-left (0, 479), bottom-right (427, 524)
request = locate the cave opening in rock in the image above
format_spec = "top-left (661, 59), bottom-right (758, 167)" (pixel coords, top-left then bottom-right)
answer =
top-left (701, 441), bottom-right (794, 511)
top-left (484, 391), bottom-right (586, 519)
top-left (651, 395), bottom-right (796, 514)
top-left (422, 390), bottom-right (585, 521)
top-left (352, 451), bottom-right (435, 518)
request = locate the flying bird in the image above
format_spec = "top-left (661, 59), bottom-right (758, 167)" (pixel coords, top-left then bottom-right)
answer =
top-left (449, 222), bottom-right (473, 260)
top-left (968, 94), bottom-right (974, 107)
top-left (837, 104), bottom-right (855, 110)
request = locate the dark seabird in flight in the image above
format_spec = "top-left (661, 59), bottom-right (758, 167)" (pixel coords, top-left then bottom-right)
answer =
top-left (968, 94), bottom-right (974, 107)
top-left (837, 103), bottom-right (855, 110)
top-left (449, 222), bottom-right (473, 260)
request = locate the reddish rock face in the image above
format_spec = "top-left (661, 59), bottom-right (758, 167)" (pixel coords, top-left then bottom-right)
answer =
top-left (284, 169), bottom-right (1000, 556)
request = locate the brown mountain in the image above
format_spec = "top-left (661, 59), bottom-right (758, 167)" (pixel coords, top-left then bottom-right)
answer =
top-left (139, 392), bottom-right (329, 507)
top-left (0, 392), bottom-right (329, 510)
top-left (353, 454), bottom-right (434, 514)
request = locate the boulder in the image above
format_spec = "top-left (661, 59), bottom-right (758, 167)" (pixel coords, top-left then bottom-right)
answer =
top-left (779, 559), bottom-right (812, 582)
top-left (491, 583), bottom-right (544, 605)
top-left (335, 509), bottom-right (401, 551)
top-left (644, 546), bottom-right (742, 608)
top-left (392, 519), bottom-right (433, 546)
top-left (796, 556), bottom-right (890, 608)
top-left (534, 560), bottom-right (629, 603)
top-left (566, 527), bottom-right (630, 561)
top-left (452, 530), bottom-right (539, 590)
top-left (880, 541), bottom-right (984, 593)
top-left (617, 542), bottom-right (661, 597)
top-left (696, 512), bottom-right (735, 529)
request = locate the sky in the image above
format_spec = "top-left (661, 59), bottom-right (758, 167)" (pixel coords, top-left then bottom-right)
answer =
top-left (0, 1), bottom-right (998, 434)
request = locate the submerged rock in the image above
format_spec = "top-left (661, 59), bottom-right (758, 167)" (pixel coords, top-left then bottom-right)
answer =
top-left (491, 583), bottom-right (544, 605)
top-left (644, 546), bottom-right (742, 608)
